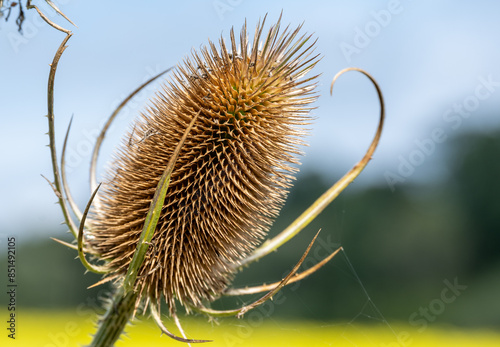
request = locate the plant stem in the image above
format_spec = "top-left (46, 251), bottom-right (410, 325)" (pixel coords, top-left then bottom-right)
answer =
top-left (90, 288), bottom-right (137, 347)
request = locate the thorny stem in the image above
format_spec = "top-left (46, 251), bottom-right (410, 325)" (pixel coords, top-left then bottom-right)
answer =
top-left (28, 2), bottom-right (78, 238)
top-left (239, 67), bottom-right (385, 267)
top-left (28, 4), bottom-right (137, 346)
top-left (90, 288), bottom-right (138, 347)
top-left (91, 114), bottom-right (202, 345)
top-left (32, 2), bottom-right (386, 343)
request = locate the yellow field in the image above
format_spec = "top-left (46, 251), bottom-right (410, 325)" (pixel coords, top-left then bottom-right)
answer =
top-left (3, 310), bottom-right (500, 346)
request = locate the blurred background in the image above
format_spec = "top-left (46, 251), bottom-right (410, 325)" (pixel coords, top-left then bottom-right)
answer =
top-left (1, 0), bottom-right (500, 345)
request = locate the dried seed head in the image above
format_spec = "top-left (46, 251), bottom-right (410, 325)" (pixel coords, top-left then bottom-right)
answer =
top-left (89, 17), bottom-right (319, 312)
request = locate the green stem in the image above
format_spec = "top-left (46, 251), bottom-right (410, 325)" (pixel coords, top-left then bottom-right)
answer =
top-left (90, 289), bottom-right (138, 347)
top-left (122, 111), bottom-right (200, 293)
top-left (91, 113), bottom-right (201, 344)
top-left (27, 2), bottom-right (79, 238)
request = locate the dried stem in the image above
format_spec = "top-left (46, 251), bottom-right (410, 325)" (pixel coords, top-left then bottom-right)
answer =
top-left (149, 301), bottom-right (211, 343)
top-left (225, 245), bottom-right (342, 296)
top-left (28, 2), bottom-right (78, 239)
top-left (195, 230), bottom-right (323, 317)
top-left (27, 4), bottom-right (135, 346)
top-left (27, 0), bottom-right (71, 34)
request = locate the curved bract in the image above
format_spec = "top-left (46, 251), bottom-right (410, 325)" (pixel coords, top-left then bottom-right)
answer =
top-left (32, 5), bottom-right (384, 346)
top-left (241, 67), bottom-right (385, 267)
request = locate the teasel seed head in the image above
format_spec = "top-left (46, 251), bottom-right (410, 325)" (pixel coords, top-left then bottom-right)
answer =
top-left (89, 16), bottom-right (319, 313)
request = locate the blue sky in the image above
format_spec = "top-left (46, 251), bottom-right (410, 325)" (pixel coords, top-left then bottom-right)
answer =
top-left (1, 0), bottom-right (500, 238)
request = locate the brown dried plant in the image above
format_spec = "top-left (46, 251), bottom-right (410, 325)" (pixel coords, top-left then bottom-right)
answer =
top-left (32, 5), bottom-right (384, 346)
top-left (90, 16), bottom-right (319, 315)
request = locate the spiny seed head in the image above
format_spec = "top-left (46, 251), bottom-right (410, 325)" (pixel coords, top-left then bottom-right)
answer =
top-left (89, 17), bottom-right (319, 313)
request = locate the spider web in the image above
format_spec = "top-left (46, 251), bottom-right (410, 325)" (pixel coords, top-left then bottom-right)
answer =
top-left (212, 243), bottom-right (403, 347)
top-left (333, 248), bottom-right (401, 347)
top-left (201, 199), bottom-right (405, 346)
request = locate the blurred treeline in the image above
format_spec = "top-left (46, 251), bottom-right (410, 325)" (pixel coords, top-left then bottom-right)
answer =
top-left (2, 128), bottom-right (499, 328)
